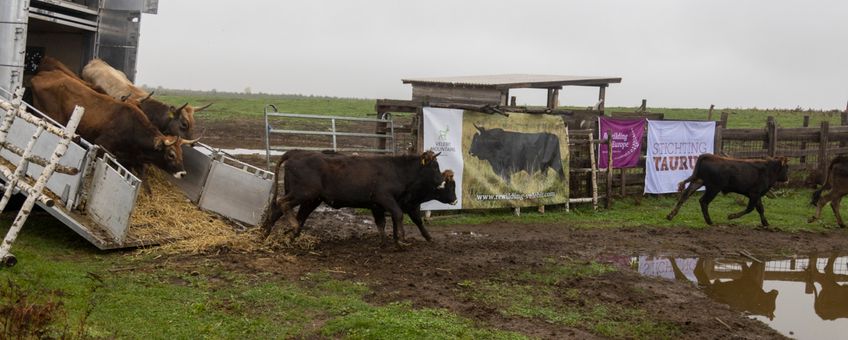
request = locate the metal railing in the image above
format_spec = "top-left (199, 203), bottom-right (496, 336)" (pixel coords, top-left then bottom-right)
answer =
top-left (263, 104), bottom-right (395, 169)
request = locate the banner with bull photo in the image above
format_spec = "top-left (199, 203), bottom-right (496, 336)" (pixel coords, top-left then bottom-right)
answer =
top-left (644, 120), bottom-right (716, 194)
top-left (422, 107), bottom-right (569, 210)
top-left (598, 116), bottom-right (646, 168)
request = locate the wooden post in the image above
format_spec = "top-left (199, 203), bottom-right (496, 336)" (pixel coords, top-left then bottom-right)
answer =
top-left (766, 116), bottom-right (777, 157)
top-left (639, 99), bottom-right (647, 112)
top-left (840, 111), bottom-right (848, 150)
top-left (546, 88), bottom-right (560, 109)
top-left (514, 207), bottom-right (521, 216)
top-left (415, 107), bottom-right (424, 153)
top-left (510, 96), bottom-right (517, 106)
top-left (597, 86), bottom-right (607, 114)
top-left (606, 132), bottom-right (613, 209)
top-left (620, 168), bottom-right (626, 197)
top-left (707, 104), bottom-right (715, 120)
top-left (589, 134), bottom-right (598, 211)
top-left (376, 110), bottom-right (388, 152)
top-left (714, 121), bottom-right (724, 156)
top-left (800, 115), bottom-right (810, 164)
top-left (720, 112), bottom-right (729, 129)
top-left (819, 121), bottom-right (830, 176)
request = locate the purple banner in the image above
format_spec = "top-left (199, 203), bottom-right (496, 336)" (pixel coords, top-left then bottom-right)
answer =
top-left (598, 117), bottom-right (646, 168)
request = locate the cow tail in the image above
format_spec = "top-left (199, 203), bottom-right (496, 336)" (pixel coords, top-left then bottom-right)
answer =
top-left (811, 158), bottom-right (837, 205)
top-left (271, 153), bottom-right (291, 205)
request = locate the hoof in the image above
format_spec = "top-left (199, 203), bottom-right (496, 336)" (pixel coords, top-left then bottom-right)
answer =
top-left (665, 214), bottom-right (673, 221)
top-left (807, 217), bottom-right (817, 224)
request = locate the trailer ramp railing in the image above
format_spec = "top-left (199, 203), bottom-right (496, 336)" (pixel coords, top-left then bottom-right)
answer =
top-left (0, 88), bottom-right (85, 267)
top-left (263, 104), bottom-right (395, 169)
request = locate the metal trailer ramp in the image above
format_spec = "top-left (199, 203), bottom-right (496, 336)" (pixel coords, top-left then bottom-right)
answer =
top-left (0, 91), bottom-right (274, 251)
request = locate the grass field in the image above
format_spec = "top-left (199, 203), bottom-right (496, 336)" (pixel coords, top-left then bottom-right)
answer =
top-left (152, 88), bottom-right (844, 129)
top-left (0, 187), bottom-right (838, 338)
top-left (2, 90), bottom-right (844, 338)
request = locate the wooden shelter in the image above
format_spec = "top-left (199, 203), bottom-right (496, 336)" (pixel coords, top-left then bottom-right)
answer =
top-left (375, 74), bottom-right (622, 153)
top-left (401, 74), bottom-right (620, 110)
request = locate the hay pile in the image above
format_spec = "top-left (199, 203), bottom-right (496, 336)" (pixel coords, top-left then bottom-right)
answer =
top-left (128, 167), bottom-right (321, 254)
top-left (127, 167), bottom-right (260, 253)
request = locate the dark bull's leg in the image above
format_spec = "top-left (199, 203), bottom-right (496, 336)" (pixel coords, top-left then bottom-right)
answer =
top-left (261, 193), bottom-right (301, 238)
top-left (408, 206), bottom-right (433, 242)
top-left (831, 197), bottom-right (845, 228)
top-left (699, 188), bottom-right (720, 225)
top-left (371, 209), bottom-right (388, 247)
top-left (667, 180), bottom-right (703, 220)
top-left (755, 198), bottom-right (769, 227)
top-left (375, 195), bottom-right (408, 248)
top-left (809, 190), bottom-right (833, 224)
top-left (728, 195), bottom-right (758, 220)
top-left (295, 200), bottom-right (321, 232)
top-left (261, 200), bottom-right (284, 238)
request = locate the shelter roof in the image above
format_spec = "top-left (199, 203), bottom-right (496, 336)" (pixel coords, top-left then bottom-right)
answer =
top-left (401, 74), bottom-right (621, 89)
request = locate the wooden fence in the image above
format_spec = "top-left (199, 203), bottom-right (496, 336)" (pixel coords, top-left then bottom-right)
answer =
top-left (596, 111), bottom-right (848, 197)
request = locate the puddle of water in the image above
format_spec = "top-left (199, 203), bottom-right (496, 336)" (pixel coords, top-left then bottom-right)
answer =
top-left (448, 231), bottom-right (489, 238)
top-left (631, 254), bottom-right (848, 340)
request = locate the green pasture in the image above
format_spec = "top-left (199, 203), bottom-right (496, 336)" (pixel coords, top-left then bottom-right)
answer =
top-left (2, 90), bottom-right (844, 338)
top-left (433, 187), bottom-right (838, 232)
top-left (149, 88), bottom-right (843, 129)
top-left (0, 186), bottom-right (839, 338)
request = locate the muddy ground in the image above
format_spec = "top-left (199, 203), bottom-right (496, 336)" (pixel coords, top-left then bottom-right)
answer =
top-left (185, 117), bottom-right (848, 339)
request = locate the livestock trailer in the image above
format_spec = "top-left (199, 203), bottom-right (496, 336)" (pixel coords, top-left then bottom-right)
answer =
top-left (0, 0), bottom-right (274, 250)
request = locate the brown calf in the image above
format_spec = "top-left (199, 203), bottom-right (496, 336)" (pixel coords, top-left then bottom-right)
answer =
top-left (808, 155), bottom-right (848, 228)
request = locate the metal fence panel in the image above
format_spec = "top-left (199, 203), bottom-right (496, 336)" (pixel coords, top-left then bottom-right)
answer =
top-left (167, 144), bottom-right (213, 202)
top-left (0, 116), bottom-right (88, 208)
top-left (198, 155), bottom-right (273, 226)
top-left (86, 156), bottom-right (139, 244)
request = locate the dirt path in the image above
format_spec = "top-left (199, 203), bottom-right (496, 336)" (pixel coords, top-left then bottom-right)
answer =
top-left (169, 212), bottom-right (848, 339)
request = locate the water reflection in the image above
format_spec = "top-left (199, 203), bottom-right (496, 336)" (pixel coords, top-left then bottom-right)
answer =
top-left (807, 254), bottom-right (848, 321)
top-left (633, 254), bottom-right (848, 340)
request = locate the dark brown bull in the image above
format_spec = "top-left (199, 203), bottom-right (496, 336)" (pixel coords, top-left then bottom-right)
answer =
top-left (808, 155), bottom-right (848, 228)
top-left (261, 150), bottom-right (451, 246)
top-left (81, 58), bottom-right (210, 139)
top-left (666, 154), bottom-right (789, 226)
top-left (30, 69), bottom-right (193, 178)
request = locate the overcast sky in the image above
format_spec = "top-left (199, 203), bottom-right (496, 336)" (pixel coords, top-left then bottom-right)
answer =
top-left (135, 1), bottom-right (848, 110)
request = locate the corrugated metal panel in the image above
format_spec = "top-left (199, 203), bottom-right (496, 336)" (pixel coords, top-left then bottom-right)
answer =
top-left (401, 74), bottom-right (622, 88)
top-left (198, 155), bottom-right (273, 226)
top-left (96, 8), bottom-right (141, 81)
top-left (0, 0), bottom-right (29, 99)
top-left (86, 155), bottom-right (140, 244)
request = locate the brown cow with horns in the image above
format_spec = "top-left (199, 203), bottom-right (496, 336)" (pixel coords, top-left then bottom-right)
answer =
top-left (82, 58), bottom-right (210, 139)
top-left (30, 67), bottom-right (195, 179)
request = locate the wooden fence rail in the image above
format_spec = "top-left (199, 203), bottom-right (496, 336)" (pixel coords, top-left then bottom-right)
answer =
top-left (594, 113), bottom-right (848, 197)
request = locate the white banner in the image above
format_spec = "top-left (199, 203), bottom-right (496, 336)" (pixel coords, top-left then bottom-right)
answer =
top-left (645, 120), bottom-right (715, 194)
top-left (421, 107), bottom-right (464, 210)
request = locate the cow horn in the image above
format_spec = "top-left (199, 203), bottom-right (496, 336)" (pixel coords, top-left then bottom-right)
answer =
top-left (473, 123), bottom-right (484, 133)
top-left (140, 91), bottom-right (155, 103)
top-left (194, 103), bottom-right (213, 112)
top-left (175, 103), bottom-right (189, 114)
top-left (182, 137), bottom-right (201, 145)
top-left (434, 152), bottom-right (442, 158)
top-left (163, 137), bottom-right (178, 146)
top-left (120, 93), bottom-right (132, 102)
